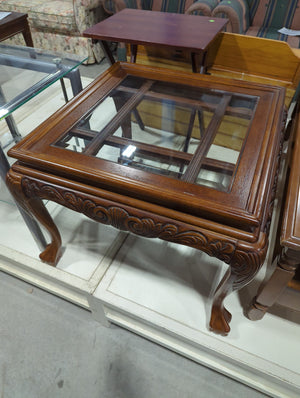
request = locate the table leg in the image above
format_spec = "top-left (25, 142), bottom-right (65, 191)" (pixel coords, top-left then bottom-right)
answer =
top-left (100, 40), bottom-right (116, 65)
top-left (183, 108), bottom-right (205, 154)
top-left (187, 53), bottom-right (206, 146)
top-left (4, 114), bottom-right (22, 143)
top-left (209, 235), bottom-right (268, 335)
top-left (67, 68), bottom-right (84, 97)
top-left (60, 67), bottom-right (84, 103)
top-left (0, 87), bottom-right (22, 142)
top-left (199, 51), bottom-right (208, 74)
top-left (209, 267), bottom-right (235, 335)
top-left (112, 95), bottom-right (132, 139)
top-left (22, 19), bottom-right (34, 47)
top-left (1, 146), bottom-right (47, 251)
top-left (132, 109), bottom-right (144, 130)
top-left (191, 51), bottom-right (208, 74)
top-left (130, 44), bottom-right (137, 63)
top-left (191, 52), bottom-right (199, 73)
top-left (6, 169), bottom-right (62, 265)
top-left (183, 109), bottom-right (196, 153)
top-left (247, 249), bottom-right (300, 320)
top-left (129, 44), bottom-right (145, 130)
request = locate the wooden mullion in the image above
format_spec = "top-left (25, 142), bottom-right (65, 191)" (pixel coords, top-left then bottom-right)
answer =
top-left (68, 127), bottom-right (97, 140)
top-left (106, 135), bottom-right (235, 174)
top-left (106, 135), bottom-right (191, 163)
top-left (117, 85), bottom-right (252, 119)
top-left (182, 95), bottom-right (232, 183)
top-left (68, 126), bottom-right (235, 174)
top-left (203, 158), bottom-right (235, 175)
top-left (83, 80), bottom-right (153, 156)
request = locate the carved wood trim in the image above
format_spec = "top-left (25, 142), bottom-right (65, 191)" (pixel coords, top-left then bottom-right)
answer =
top-left (20, 176), bottom-right (267, 286)
top-left (230, 239), bottom-right (268, 289)
top-left (21, 177), bottom-right (235, 258)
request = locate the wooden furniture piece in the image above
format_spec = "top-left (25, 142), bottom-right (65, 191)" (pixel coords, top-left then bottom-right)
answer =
top-left (206, 33), bottom-right (300, 109)
top-left (7, 62), bottom-right (285, 335)
top-left (100, 0), bottom-right (223, 65)
top-left (0, 11), bottom-right (33, 46)
top-left (247, 105), bottom-right (300, 320)
top-left (83, 8), bottom-right (227, 73)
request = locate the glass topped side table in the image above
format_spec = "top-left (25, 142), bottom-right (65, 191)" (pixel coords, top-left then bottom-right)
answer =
top-left (7, 62), bottom-right (286, 334)
top-left (0, 44), bottom-right (87, 249)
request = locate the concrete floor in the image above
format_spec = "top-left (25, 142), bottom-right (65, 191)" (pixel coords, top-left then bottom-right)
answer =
top-left (0, 271), bottom-right (269, 398)
top-left (0, 58), bottom-right (269, 398)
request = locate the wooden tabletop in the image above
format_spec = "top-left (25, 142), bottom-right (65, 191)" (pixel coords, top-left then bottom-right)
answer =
top-left (0, 11), bottom-right (28, 27)
top-left (0, 11), bottom-right (33, 46)
top-left (83, 9), bottom-right (228, 52)
top-left (8, 62), bottom-right (285, 232)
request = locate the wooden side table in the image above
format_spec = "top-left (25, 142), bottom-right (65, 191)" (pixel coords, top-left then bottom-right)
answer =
top-left (7, 63), bottom-right (286, 335)
top-left (0, 11), bottom-right (34, 47)
top-left (247, 106), bottom-right (300, 320)
top-left (83, 9), bottom-right (227, 73)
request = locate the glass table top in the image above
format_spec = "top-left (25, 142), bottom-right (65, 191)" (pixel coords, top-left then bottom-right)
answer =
top-left (0, 44), bottom-right (87, 120)
top-left (53, 74), bottom-right (258, 192)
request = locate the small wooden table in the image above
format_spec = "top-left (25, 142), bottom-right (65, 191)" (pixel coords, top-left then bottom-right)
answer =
top-left (0, 11), bottom-right (33, 47)
top-left (83, 8), bottom-right (227, 72)
top-left (247, 106), bottom-right (300, 320)
top-left (7, 63), bottom-right (285, 335)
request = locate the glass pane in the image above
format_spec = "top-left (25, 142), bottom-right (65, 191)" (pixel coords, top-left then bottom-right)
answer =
top-left (0, 44), bottom-right (87, 119)
top-left (53, 75), bottom-right (258, 192)
top-left (187, 95), bottom-right (257, 191)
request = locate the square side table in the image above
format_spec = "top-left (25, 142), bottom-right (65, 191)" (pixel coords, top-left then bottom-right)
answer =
top-left (7, 63), bottom-right (286, 335)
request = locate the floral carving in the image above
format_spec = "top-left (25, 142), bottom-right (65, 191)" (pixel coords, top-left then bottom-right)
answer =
top-left (22, 178), bottom-right (239, 264)
top-left (16, 174), bottom-right (272, 334)
top-left (231, 241), bottom-right (268, 288)
top-left (21, 177), bottom-right (269, 288)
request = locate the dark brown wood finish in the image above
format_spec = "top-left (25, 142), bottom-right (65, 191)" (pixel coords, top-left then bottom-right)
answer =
top-left (7, 63), bottom-right (285, 335)
top-left (0, 11), bottom-right (34, 46)
top-left (83, 9), bottom-right (227, 72)
top-left (83, 9), bottom-right (227, 52)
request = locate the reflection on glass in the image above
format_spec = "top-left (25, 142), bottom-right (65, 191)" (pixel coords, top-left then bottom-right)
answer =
top-left (0, 44), bottom-right (87, 120)
top-left (53, 75), bottom-right (258, 192)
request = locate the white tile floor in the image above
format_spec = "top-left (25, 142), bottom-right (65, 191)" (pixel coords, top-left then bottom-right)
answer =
top-left (95, 233), bottom-right (300, 395)
top-left (1, 67), bottom-right (300, 398)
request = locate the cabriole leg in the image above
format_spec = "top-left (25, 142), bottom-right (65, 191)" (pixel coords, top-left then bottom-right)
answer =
top-left (209, 267), bottom-right (236, 335)
top-left (6, 170), bottom-right (62, 266)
